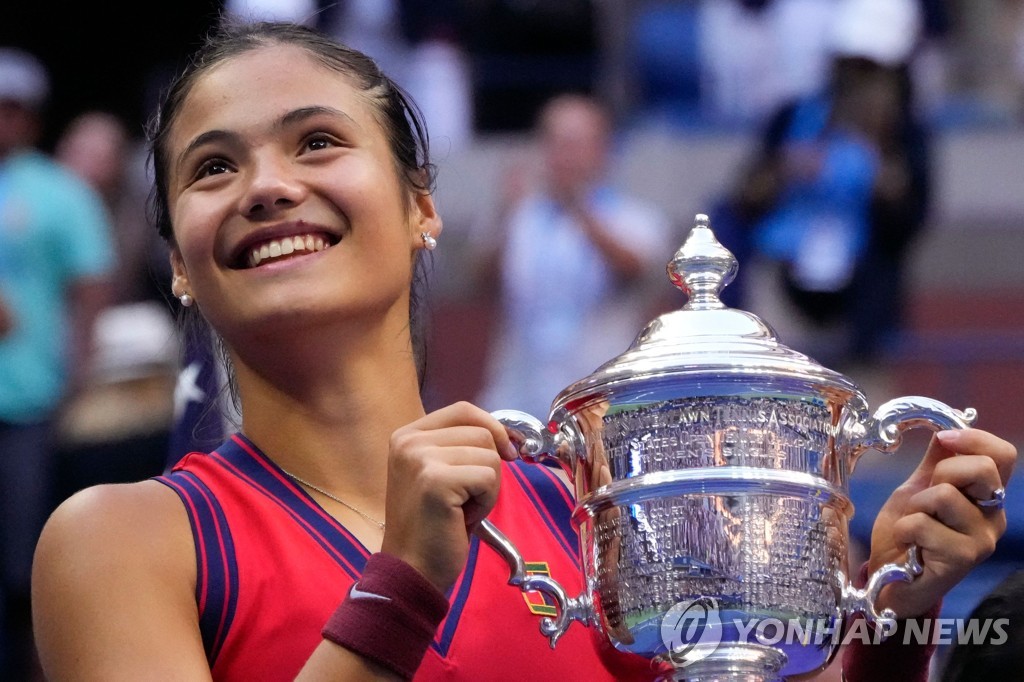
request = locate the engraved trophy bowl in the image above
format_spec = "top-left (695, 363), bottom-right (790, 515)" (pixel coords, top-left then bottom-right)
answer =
top-left (475, 214), bottom-right (977, 681)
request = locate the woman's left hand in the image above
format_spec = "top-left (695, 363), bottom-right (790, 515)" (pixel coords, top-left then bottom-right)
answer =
top-left (868, 428), bottom-right (1017, 617)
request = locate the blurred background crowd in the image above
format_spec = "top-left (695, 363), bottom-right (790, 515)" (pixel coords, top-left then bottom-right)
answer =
top-left (2, 0), bottom-right (1024, 679)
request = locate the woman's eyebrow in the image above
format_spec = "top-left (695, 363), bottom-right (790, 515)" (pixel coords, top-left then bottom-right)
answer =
top-left (177, 129), bottom-right (236, 169)
top-left (279, 105), bottom-right (361, 130)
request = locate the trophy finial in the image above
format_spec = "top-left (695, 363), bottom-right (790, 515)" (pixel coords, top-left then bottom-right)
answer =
top-left (668, 213), bottom-right (738, 310)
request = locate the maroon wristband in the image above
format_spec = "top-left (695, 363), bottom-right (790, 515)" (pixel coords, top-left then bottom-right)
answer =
top-left (322, 553), bottom-right (450, 679)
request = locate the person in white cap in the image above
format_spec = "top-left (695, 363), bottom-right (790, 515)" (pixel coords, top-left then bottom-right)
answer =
top-left (0, 46), bottom-right (116, 679)
top-left (715, 0), bottom-right (932, 372)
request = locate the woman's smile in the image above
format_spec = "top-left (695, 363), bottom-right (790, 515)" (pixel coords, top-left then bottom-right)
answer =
top-left (245, 232), bottom-right (331, 268)
top-left (226, 219), bottom-right (343, 270)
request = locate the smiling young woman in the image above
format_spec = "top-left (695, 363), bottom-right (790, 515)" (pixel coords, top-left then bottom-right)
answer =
top-left (30, 19), bottom-right (1016, 682)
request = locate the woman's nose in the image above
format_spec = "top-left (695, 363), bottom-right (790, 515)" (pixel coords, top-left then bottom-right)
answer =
top-left (240, 155), bottom-right (305, 216)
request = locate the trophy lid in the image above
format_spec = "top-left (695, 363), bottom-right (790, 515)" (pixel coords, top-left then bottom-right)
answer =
top-left (550, 214), bottom-right (862, 416)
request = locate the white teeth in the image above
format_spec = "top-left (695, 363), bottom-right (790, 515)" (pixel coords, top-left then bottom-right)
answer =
top-left (246, 233), bottom-right (334, 267)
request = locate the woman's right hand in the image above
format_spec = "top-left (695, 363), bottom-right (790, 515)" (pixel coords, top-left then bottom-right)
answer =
top-left (381, 402), bottom-right (520, 592)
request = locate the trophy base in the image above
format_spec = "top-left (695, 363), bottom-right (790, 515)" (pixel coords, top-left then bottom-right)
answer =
top-left (662, 642), bottom-right (787, 682)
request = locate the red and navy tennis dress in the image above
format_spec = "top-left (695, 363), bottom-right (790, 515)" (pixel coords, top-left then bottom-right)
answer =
top-left (157, 433), bottom-right (660, 680)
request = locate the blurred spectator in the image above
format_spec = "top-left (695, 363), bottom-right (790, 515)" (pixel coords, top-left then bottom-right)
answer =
top-left (0, 294), bottom-right (12, 337)
top-left (55, 112), bottom-right (129, 202)
top-left (472, 93), bottom-right (673, 418)
top-left (710, 0), bottom-right (932, 370)
top-left (0, 47), bottom-right (115, 679)
top-left (55, 110), bottom-right (166, 305)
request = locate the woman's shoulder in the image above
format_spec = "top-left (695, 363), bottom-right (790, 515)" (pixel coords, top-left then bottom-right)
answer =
top-left (35, 479), bottom-right (195, 590)
top-left (32, 481), bottom-right (213, 678)
top-left (48, 477), bottom-right (187, 528)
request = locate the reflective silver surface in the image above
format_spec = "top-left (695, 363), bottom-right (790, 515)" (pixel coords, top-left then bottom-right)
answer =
top-left (481, 215), bottom-right (976, 681)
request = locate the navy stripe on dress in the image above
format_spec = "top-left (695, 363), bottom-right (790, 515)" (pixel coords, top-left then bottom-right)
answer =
top-left (156, 470), bottom-right (239, 666)
top-left (507, 460), bottom-right (580, 568)
top-left (432, 535), bottom-right (481, 657)
top-left (215, 434), bottom-right (371, 578)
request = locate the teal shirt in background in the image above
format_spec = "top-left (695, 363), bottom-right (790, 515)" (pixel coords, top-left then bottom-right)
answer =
top-left (0, 150), bottom-right (115, 423)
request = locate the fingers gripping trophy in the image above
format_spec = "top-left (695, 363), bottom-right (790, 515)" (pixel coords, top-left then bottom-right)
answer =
top-left (475, 214), bottom-right (978, 681)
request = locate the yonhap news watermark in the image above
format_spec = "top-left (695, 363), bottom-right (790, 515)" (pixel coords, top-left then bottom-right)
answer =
top-left (660, 597), bottom-right (1009, 666)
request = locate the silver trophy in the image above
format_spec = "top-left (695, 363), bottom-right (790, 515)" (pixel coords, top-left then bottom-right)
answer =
top-left (475, 214), bottom-right (976, 681)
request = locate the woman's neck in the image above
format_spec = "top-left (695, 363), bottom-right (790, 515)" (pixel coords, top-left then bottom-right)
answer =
top-left (229, 320), bottom-right (427, 502)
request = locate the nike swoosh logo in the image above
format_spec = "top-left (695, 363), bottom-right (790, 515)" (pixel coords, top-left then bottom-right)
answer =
top-left (349, 583), bottom-right (391, 602)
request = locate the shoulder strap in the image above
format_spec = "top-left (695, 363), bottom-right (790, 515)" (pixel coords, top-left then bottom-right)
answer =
top-left (155, 469), bottom-right (239, 667)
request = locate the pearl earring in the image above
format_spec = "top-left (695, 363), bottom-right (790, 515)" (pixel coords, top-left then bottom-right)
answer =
top-left (421, 232), bottom-right (437, 251)
top-left (179, 293), bottom-right (194, 307)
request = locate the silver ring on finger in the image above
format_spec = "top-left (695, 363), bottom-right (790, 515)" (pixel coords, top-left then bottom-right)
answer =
top-left (974, 487), bottom-right (1006, 511)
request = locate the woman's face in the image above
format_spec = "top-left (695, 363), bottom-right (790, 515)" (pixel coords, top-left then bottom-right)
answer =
top-left (164, 44), bottom-right (438, 343)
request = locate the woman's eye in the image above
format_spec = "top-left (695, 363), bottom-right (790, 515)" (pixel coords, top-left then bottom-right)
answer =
top-left (305, 134), bottom-right (335, 152)
top-left (196, 158), bottom-right (232, 178)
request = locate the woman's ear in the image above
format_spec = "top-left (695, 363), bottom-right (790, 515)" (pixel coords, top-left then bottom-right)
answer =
top-left (169, 248), bottom-right (191, 299)
top-left (411, 191), bottom-right (442, 248)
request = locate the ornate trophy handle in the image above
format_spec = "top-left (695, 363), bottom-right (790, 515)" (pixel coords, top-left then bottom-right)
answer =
top-left (471, 410), bottom-right (592, 647)
top-left (852, 396), bottom-right (978, 454)
top-left (844, 398), bottom-right (976, 633)
top-left (842, 546), bottom-right (923, 636)
top-left (475, 519), bottom-right (593, 647)
top-left (489, 409), bottom-right (562, 464)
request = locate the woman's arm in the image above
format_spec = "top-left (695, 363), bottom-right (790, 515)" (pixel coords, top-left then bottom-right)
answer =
top-left (32, 481), bottom-right (416, 681)
top-left (32, 481), bottom-right (213, 681)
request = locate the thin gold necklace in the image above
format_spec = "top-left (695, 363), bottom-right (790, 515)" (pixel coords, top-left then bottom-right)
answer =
top-left (282, 469), bottom-right (386, 531)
